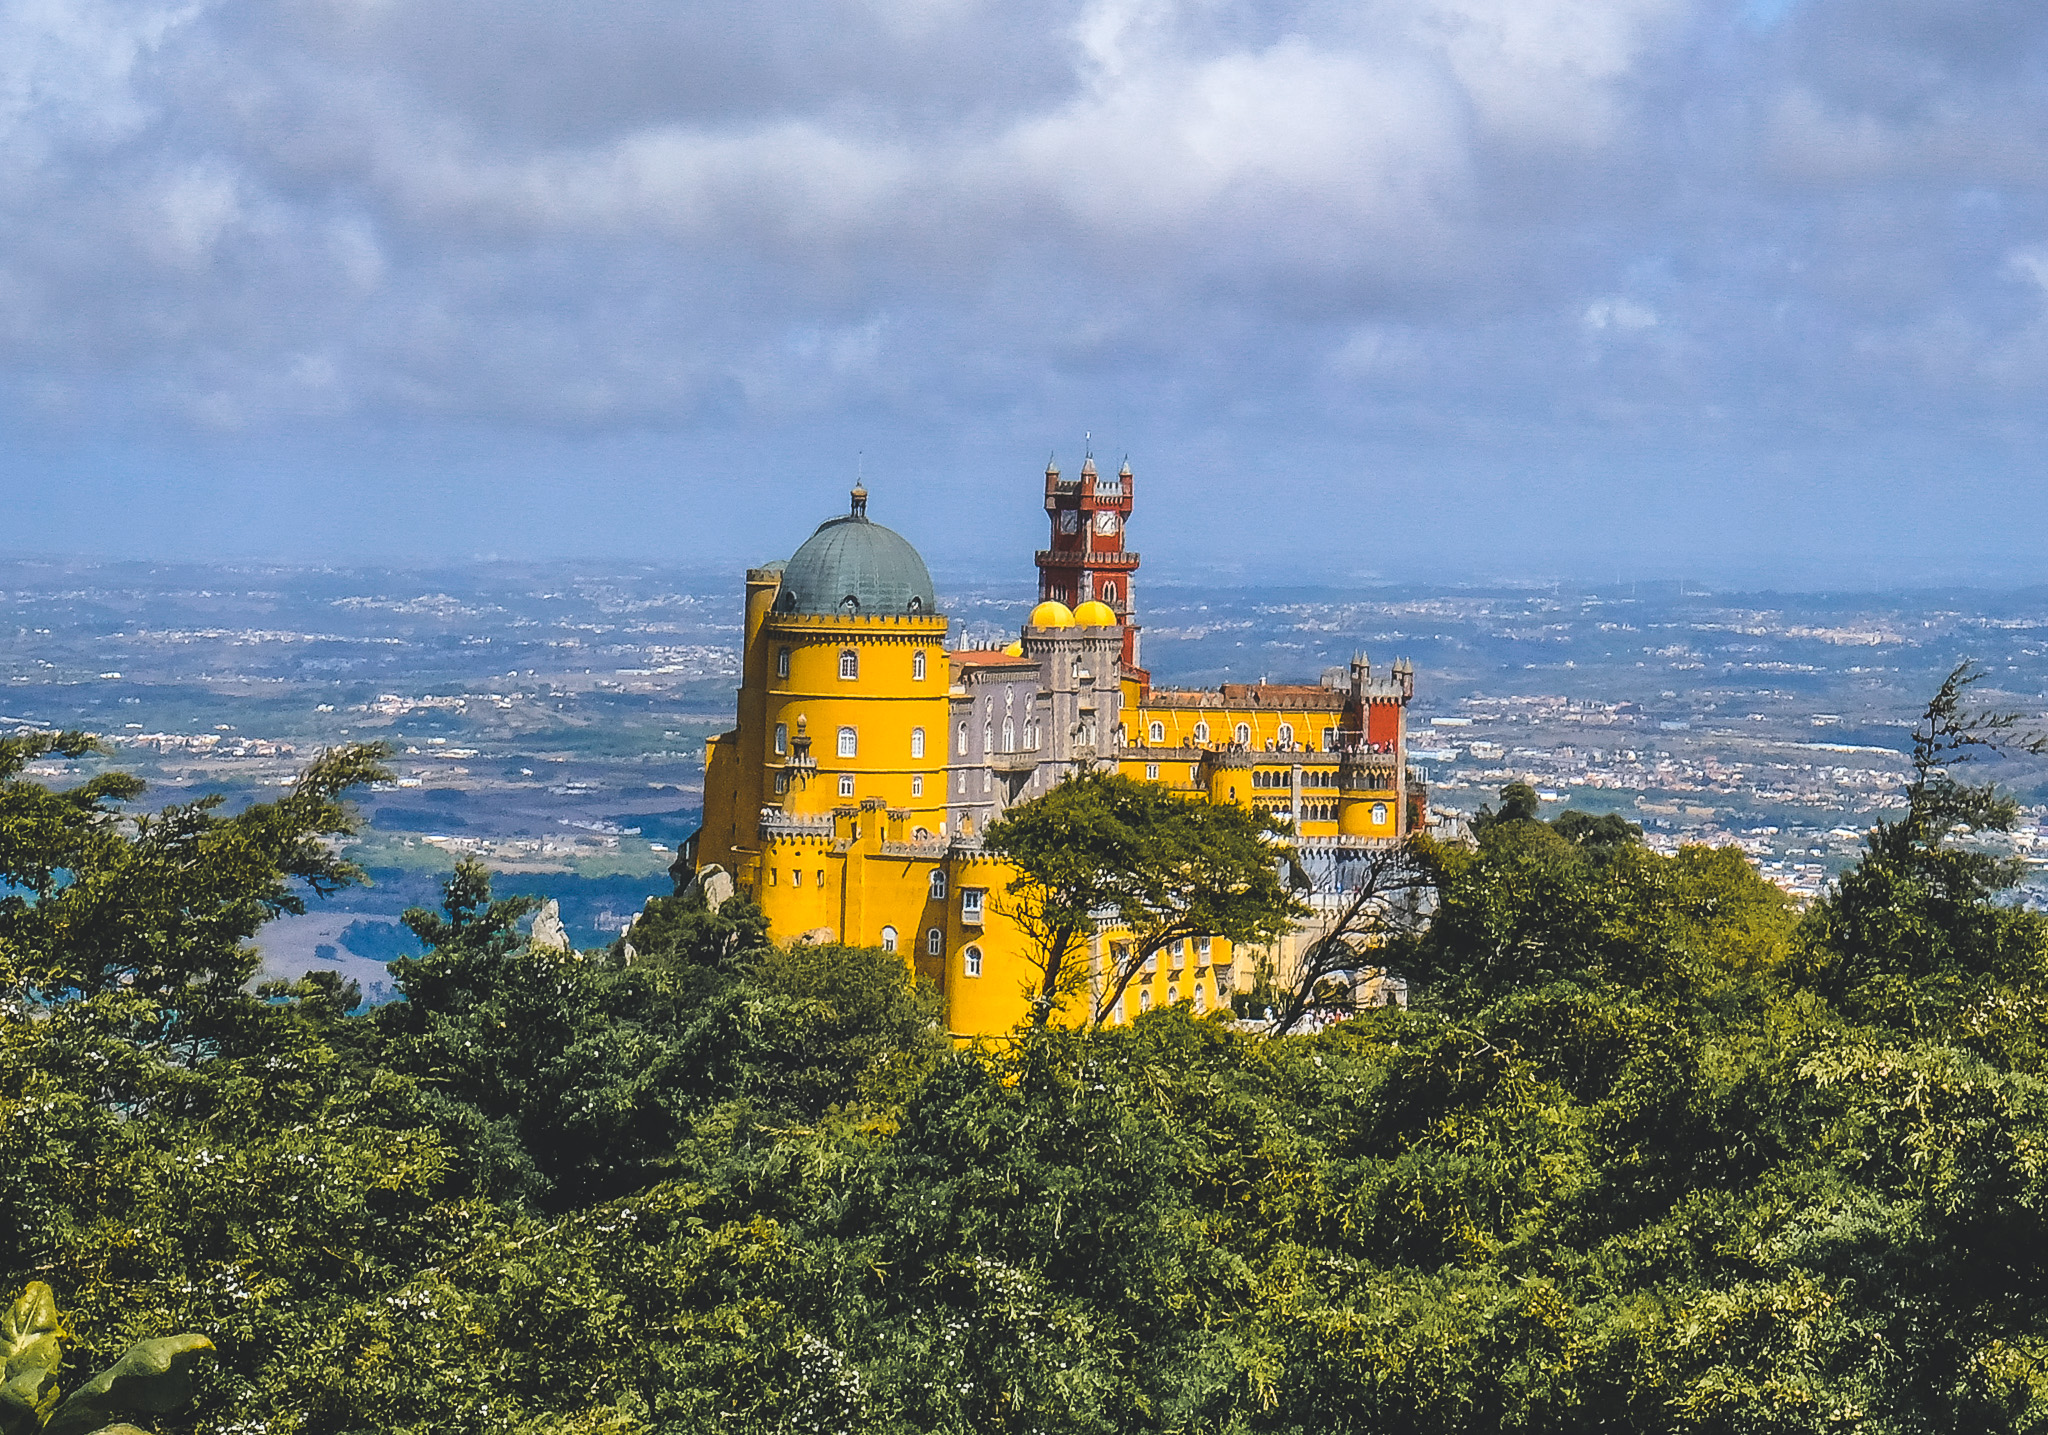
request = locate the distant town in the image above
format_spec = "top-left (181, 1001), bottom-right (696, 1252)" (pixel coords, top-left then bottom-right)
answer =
top-left (5, 559), bottom-right (2046, 989)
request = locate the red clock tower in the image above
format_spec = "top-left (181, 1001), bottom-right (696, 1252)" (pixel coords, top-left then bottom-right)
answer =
top-left (1036, 453), bottom-right (1142, 669)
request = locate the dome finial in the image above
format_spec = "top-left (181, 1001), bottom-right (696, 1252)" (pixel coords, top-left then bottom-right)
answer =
top-left (850, 481), bottom-right (868, 519)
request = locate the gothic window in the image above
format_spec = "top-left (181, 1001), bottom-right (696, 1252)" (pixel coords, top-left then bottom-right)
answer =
top-left (838, 774), bottom-right (854, 797)
top-left (1234, 723), bottom-right (1251, 744)
top-left (880, 926), bottom-right (898, 953)
top-left (1149, 720), bottom-right (1164, 743)
top-left (957, 721), bottom-right (968, 756)
top-left (1372, 802), bottom-right (1389, 825)
top-left (774, 723), bottom-right (787, 755)
top-left (1002, 718), bottom-right (1015, 753)
top-left (927, 927), bottom-right (942, 956)
top-left (1278, 723), bottom-right (1294, 746)
top-left (776, 647), bottom-right (790, 679)
top-left (1193, 721), bottom-right (1209, 743)
top-left (911, 727), bottom-right (925, 758)
top-left (1140, 989), bottom-right (1153, 1012)
top-left (963, 945), bottom-right (983, 977)
top-left (839, 649), bottom-right (858, 680)
top-left (1025, 720), bottom-right (1039, 749)
top-left (983, 722), bottom-right (993, 753)
top-left (837, 726), bottom-right (857, 757)
top-left (1193, 984), bottom-right (1206, 1013)
top-left (981, 770), bottom-right (991, 794)
top-left (913, 650), bottom-right (927, 680)
top-left (929, 870), bottom-right (947, 900)
top-left (1101, 581), bottom-right (1116, 602)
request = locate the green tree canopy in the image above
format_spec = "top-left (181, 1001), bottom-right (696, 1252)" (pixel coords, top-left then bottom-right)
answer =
top-left (981, 770), bottom-right (1307, 1025)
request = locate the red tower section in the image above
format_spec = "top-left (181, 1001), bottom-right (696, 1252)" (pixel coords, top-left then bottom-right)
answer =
top-left (1036, 454), bottom-right (1142, 669)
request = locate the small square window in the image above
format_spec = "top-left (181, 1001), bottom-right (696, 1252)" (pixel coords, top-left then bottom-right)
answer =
top-left (1145, 763), bottom-right (1159, 780)
top-left (961, 888), bottom-right (985, 924)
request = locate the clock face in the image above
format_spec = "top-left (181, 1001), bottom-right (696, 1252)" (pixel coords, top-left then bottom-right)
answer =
top-left (1094, 509), bottom-right (1119, 535)
top-left (1058, 510), bottom-right (1080, 534)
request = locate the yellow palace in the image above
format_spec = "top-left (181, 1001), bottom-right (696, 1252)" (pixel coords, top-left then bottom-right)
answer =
top-left (690, 457), bottom-right (1424, 1035)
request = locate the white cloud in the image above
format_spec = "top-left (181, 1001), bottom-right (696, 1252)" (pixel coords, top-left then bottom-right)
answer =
top-left (1583, 297), bottom-right (1658, 331)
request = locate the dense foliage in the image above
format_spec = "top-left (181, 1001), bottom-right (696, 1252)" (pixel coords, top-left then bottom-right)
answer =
top-left (6, 671), bottom-right (2048, 1432)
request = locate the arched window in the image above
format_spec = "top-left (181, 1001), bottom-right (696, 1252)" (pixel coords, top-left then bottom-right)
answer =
top-left (773, 723), bottom-right (787, 755)
top-left (1193, 983), bottom-right (1206, 1013)
top-left (911, 727), bottom-right (925, 759)
top-left (880, 926), bottom-right (898, 953)
top-left (983, 722), bottom-right (993, 752)
top-left (1002, 718), bottom-right (1015, 753)
top-left (1234, 723), bottom-right (1251, 744)
top-left (911, 775), bottom-right (924, 797)
top-left (1101, 581), bottom-right (1116, 602)
top-left (1372, 802), bottom-right (1389, 825)
top-left (776, 647), bottom-right (790, 679)
top-left (929, 869), bottom-right (947, 900)
top-left (1148, 720), bottom-right (1164, 743)
top-left (1193, 721), bottom-right (1209, 743)
top-left (963, 945), bottom-right (983, 978)
top-left (1277, 723), bottom-right (1293, 746)
top-left (927, 927), bottom-right (942, 956)
top-left (913, 650), bottom-right (927, 681)
top-left (1025, 720), bottom-right (1039, 749)
top-left (1140, 988), bottom-right (1153, 1012)
top-left (1168, 984), bottom-right (1179, 1005)
top-left (957, 721), bottom-right (968, 756)
top-left (839, 649), bottom-right (858, 680)
top-left (838, 773), bottom-right (855, 797)
top-left (837, 726), bottom-right (857, 758)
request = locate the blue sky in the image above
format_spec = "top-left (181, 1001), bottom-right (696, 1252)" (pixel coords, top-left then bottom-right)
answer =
top-left (4, 0), bottom-right (2048, 585)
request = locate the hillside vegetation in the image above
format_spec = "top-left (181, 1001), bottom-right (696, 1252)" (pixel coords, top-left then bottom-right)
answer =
top-left (5, 669), bottom-right (2048, 1433)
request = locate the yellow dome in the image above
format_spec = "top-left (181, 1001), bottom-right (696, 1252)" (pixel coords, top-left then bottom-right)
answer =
top-left (1027, 600), bottom-right (1075, 629)
top-left (1002, 640), bottom-right (1024, 657)
top-left (1073, 600), bottom-right (1118, 627)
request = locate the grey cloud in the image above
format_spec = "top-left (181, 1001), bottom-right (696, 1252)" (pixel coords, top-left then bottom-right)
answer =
top-left (3, 0), bottom-right (2048, 579)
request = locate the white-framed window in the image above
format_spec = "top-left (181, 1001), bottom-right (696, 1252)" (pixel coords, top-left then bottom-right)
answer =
top-left (837, 726), bottom-right (857, 758)
top-left (963, 945), bottom-right (983, 978)
top-left (927, 927), bottom-right (942, 956)
top-left (1025, 720), bottom-right (1039, 748)
top-left (1140, 988), bottom-right (1152, 1012)
top-left (1235, 723), bottom-right (1251, 744)
top-left (1194, 983), bottom-right (1206, 1013)
top-left (1001, 718), bottom-right (1015, 753)
top-left (774, 722), bottom-right (787, 755)
top-left (1278, 723), bottom-right (1294, 746)
top-left (1144, 948), bottom-right (1157, 974)
top-left (839, 774), bottom-right (855, 797)
top-left (961, 888), bottom-right (985, 924)
top-left (1170, 938), bottom-right (1185, 961)
top-left (1197, 935), bottom-right (1212, 959)
top-left (1145, 763), bottom-right (1159, 780)
top-left (776, 647), bottom-right (790, 679)
top-left (1372, 801), bottom-right (1389, 825)
top-left (1323, 727), bottom-right (1336, 749)
top-left (983, 722), bottom-right (993, 753)
top-left (913, 650), bottom-right (927, 681)
top-left (981, 770), bottom-right (991, 794)
top-left (880, 926), bottom-right (898, 953)
top-left (1193, 721), bottom-right (1209, 742)
top-left (839, 649), bottom-right (859, 680)
top-left (912, 774), bottom-right (924, 797)
top-left (929, 869), bottom-right (947, 900)
top-left (911, 727), bottom-right (925, 758)
top-left (1168, 983), bottom-right (1179, 1004)
top-left (1149, 720), bottom-right (1164, 743)
top-left (957, 721), bottom-right (968, 756)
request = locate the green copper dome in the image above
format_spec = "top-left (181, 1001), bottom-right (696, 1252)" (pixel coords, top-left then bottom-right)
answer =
top-left (775, 487), bottom-right (939, 617)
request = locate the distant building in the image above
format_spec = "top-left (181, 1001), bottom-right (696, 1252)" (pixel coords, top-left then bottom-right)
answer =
top-left (690, 458), bottom-right (1425, 1035)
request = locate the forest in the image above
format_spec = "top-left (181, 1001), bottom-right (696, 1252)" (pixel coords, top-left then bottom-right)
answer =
top-left (4, 668), bottom-right (2048, 1433)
